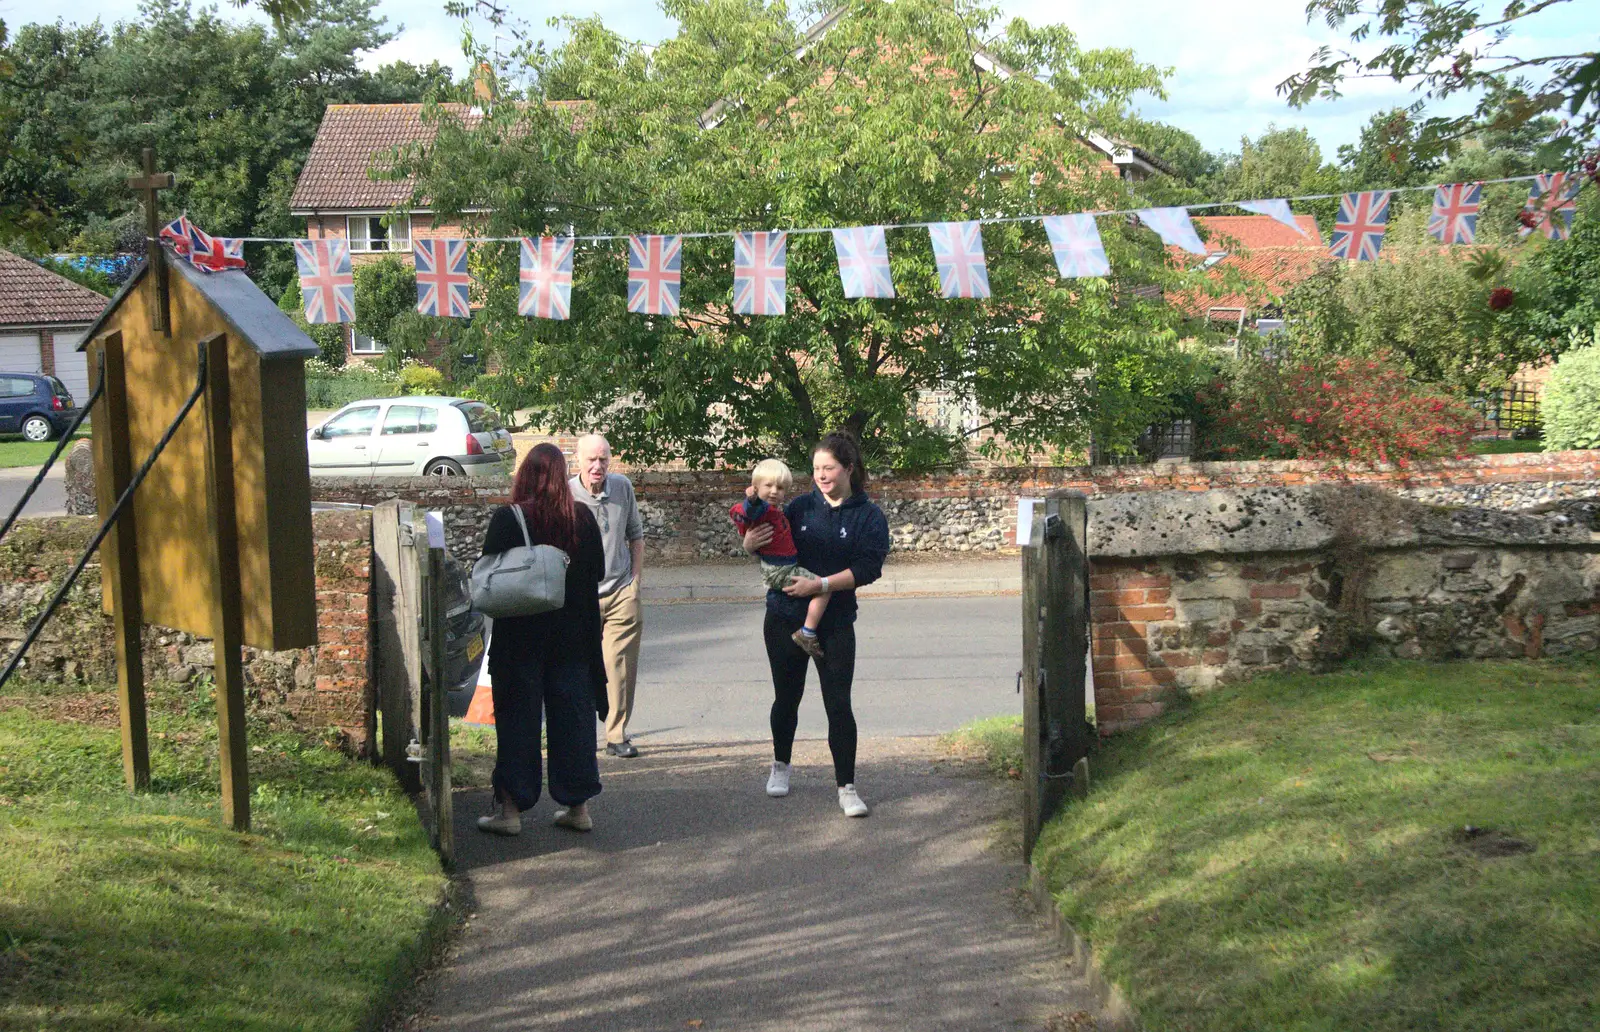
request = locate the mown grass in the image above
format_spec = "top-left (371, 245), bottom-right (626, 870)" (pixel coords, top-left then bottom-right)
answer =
top-left (0, 432), bottom-right (88, 469)
top-left (1465, 437), bottom-right (1545, 455)
top-left (0, 678), bottom-right (447, 1031)
top-left (941, 715), bottom-right (1024, 779)
top-left (955, 659), bottom-right (1600, 1032)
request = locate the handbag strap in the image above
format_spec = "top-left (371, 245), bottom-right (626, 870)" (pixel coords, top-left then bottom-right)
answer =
top-left (509, 504), bottom-right (533, 548)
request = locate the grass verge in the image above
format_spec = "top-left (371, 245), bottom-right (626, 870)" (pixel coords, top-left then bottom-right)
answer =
top-left (1027, 658), bottom-right (1600, 1032)
top-left (0, 433), bottom-right (88, 469)
top-left (1466, 437), bottom-right (1545, 455)
top-left (0, 678), bottom-right (447, 1031)
top-left (941, 715), bottom-right (1024, 779)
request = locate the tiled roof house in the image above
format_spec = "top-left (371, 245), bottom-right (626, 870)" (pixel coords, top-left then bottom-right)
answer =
top-left (0, 249), bottom-right (110, 400)
top-left (1180, 214), bottom-right (1330, 329)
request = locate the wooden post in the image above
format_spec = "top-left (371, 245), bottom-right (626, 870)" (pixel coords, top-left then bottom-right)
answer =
top-left (423, 512), bottom-right (453, 866)
top-left (93, 332), bottom-right (150, 790)
top-left (200, 333), bottom-right (251, 831)
top-left (1021, 490), bottom-right (1091, 859)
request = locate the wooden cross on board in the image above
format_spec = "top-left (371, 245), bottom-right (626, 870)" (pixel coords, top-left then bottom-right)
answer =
top-left (126, 148), bottom-right (176, 334)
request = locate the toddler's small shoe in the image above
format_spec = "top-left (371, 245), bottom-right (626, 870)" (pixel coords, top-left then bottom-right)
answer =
top-left (791, 629), bottom-right (825, 659)
top-left (552, 804), bottom-right (593, 832)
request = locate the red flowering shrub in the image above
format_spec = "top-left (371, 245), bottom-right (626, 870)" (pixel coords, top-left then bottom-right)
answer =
top-left (1197, 354), bottom-right (1479, 465)
top-left (1487, 286), bottom-right (1515, 310)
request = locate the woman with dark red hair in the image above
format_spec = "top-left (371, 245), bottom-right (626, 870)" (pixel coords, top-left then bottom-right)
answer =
top-left (476, 442), bottom-right (608, 836)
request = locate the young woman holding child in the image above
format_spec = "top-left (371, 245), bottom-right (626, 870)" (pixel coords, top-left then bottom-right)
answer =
top-left (740, 431), bottom-right (891, 818)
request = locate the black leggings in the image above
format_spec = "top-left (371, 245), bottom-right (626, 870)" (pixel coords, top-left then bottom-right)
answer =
top-left (764, 611), bottom-right (857, 786)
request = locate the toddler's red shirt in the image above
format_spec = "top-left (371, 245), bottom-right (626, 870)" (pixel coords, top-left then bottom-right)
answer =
top-left (729, 498), bottom-right (797, 559)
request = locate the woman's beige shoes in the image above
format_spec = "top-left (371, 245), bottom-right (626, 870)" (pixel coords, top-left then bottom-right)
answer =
top-left (552, 804), bottom-right (593, 832)
top-left (476, 805), bottom-right (522, 836)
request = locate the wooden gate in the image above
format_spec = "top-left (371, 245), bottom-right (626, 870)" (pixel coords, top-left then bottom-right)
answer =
top-left (1021, 490), bottom-right (1093, 859)
top-left (371, 501), bottom-right (454, 866)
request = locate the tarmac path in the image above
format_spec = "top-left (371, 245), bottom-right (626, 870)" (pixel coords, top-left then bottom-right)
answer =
top-left (419, 738), bottom-right (1104, 1032)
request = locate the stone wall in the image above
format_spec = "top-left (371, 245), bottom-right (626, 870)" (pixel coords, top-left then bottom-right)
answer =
top-left (1084, 488), bottom-right (1600, 734)
top-left (273, 450), bottom-right (1600, 562)
top-left (0, 510), bottom-right (373, 754)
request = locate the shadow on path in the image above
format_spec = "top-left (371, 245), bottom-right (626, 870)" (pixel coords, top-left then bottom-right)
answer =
top-left (421, 739), bottom-right (1102, 1032)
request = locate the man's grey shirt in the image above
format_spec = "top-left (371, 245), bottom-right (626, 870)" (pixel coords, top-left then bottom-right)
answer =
top-left (569, 472), bottom-right (643, 597)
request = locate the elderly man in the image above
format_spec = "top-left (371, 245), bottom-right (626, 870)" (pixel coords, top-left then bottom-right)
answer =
top-left (569, 433), bottom-right (645, 757)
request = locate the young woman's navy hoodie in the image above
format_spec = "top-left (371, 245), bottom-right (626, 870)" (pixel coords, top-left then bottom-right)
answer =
top-left (767, 488), bottom-right (890, 632)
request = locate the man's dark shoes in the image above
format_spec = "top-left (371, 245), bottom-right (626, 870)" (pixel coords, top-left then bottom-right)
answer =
top-left (606, 740), bottom-right (640, 758)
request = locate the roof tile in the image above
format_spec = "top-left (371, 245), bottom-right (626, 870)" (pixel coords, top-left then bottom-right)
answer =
top-left (290, 103), bottom-right (480, 212)
top-left (0, 250), bottom-right (110, 327)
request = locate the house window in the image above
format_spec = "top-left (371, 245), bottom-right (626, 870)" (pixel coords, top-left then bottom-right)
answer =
top-left (350, 329), bottom-right (386, 355)
top-left (346, 214), bottom-right (411, 253)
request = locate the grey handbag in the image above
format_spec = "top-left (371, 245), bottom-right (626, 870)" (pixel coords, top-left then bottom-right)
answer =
top-left (469, 505), bottom-right (570, 617)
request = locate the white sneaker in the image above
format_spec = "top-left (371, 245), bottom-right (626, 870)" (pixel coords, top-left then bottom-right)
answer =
top-left (766, 761), bottom-right (791, 797)
top-left (838, 784), bottom-right (869, 818)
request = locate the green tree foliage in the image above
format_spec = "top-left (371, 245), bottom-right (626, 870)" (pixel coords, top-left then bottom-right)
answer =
top-left (1516, 191), bottom-right (1600, 342)
top-left (1337, 109), bottom-right (1442, 188)
top-left (1540, 329), bottom-right (1600, 451)
top-left (1276, 241), bottom-right (1548, 397)
top-left (1281, 0), bottom-right (1597, 167)
top-left (404, 0), bottom-right (1202, 468)
top-left (1202, 124), bottom-right (1342, 227)
top-left (0, 0), bottom-right (453, 294)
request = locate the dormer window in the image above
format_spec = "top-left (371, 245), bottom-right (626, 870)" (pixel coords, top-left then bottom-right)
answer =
top-left (347, 214), bottom-right (411, 253)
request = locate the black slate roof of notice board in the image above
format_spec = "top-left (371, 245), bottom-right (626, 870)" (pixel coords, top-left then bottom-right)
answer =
top-left (77, 246), bottom-right (321, 360)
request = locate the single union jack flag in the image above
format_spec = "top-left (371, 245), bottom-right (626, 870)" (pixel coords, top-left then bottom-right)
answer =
top-left (184, 221), bottom-right (246, 272)
top-left (1136, 207), bottom-right (1207, 255)
top-left (160, 216), bottom-right (192, 257)
top-left (1329, 190), bottom-right (1392, 261)
top-left (294, 239), bottom-right (355, 325)
top-left (518, 237), bottom-right (574, 320)
top-left (1520, 172), bottom-right (1580, 240)
top-left (415, 238), bottom-right (472, 318)
top-left (1428, 182), bottom-right (1482, 244)
top-left (1042, 214), bottom-right (1110, 278)
top-left (733, 231), bottom-right (787, 316)
top-left (928, 221), bottom-right (989, 299)
top-left (627, 235), bottom-right (681, 316)
top-left (832, 226), bottom-right (895, 299)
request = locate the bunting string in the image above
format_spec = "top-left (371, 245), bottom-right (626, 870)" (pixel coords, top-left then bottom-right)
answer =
top-left (153, 169), bottom-right (1587, 326)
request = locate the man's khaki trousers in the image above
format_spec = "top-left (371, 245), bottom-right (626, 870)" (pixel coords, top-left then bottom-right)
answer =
top-left (598, 577), bottom-right (642, 744)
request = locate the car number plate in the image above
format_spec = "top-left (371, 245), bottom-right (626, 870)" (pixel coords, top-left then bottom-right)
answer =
top-left (465, 634), bottom-right (483, 662)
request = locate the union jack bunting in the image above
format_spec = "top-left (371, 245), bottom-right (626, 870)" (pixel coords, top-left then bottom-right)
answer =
top-left (415, 238), bottom-right (473, 318)
top-left (1329, 190), bottom-right (1392, 261)
top-left (733, 231), bottom-right (787, 316)
top-left (160, 216), bottom-right (192, 257)
top-left (518, 236), bottom-right (574, 320)
top-left (928, 221), bottom-right (989, 299)
top-left (185, 222), bottom-right (246, 273)
top-left (832, 226), bottom-right (895, 299)
top-left (294, 239), bottom-right (355, 325)
top-left (1136, 207), bottom-right (1207, 255)
top-left (1042, 214), bottom-right (1110, 278)
top-left (627, 235), bottom-right (682, 316)
top-left (1520, 172), bottom-right (1580, 240)
top-left (1237, 199), bottom-right (1307, 236)
top-left (1428, 183), bottom-right (1482, 244)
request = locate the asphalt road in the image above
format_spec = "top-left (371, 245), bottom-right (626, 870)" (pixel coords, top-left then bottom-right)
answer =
top-left (625, 595), bottom-right (1025, 745)
top-left (0, 466), bottom-right (66, 519)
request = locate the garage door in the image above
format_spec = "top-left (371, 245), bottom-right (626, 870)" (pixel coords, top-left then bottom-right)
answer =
top-left (50, 329), bottom-right (89, 402)
top-left (0, 333), bottom-right (41, 374)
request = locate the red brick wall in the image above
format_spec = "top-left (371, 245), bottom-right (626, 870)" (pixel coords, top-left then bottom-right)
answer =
top-left (310, 512), bottom-right (372, 751)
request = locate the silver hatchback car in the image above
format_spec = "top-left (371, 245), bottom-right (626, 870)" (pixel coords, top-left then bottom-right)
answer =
top-left (307, 396), bottom-right (515, 478)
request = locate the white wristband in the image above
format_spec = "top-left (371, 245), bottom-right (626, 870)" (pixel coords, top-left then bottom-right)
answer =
top-left (819, 576), bottom-right (830, 593)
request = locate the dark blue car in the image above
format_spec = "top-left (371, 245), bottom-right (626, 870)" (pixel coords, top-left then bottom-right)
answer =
top-left (0, 373), bottom-right (76, 442)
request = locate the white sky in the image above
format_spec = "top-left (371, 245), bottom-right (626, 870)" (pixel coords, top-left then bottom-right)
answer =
top-left (18, 0), bottom-right (1600, 157)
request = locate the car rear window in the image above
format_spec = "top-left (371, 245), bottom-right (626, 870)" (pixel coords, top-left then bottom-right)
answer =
top-left (456, 402), bottom-right (502, 434)
top-left (47, 377), bottom-right (69, 396)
